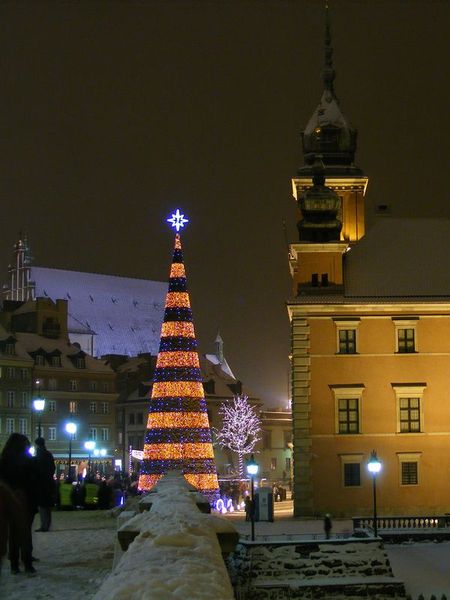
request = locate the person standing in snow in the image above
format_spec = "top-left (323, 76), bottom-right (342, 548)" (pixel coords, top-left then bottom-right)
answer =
top-left (34, 437), bottom-right (56, 532)
top-left (324, 513), bottom-right (332, 539)
top-left (0, 433), bottom-right (39, 574)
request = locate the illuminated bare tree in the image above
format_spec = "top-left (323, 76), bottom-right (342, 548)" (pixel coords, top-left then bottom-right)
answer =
top-left (214, 395), bottom-right (261, 478)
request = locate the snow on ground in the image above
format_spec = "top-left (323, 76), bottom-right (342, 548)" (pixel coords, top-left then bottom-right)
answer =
top-left (0, 510), bottom-right (116, 599)
top-left (385, 541), bottom-right (450, 599)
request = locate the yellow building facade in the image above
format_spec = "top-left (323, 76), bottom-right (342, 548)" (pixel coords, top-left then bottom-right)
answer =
top-left (287, 10), bottom-right (450, 517)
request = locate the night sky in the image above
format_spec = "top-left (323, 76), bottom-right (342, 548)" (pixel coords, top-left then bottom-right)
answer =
top-left (0, 1), bottom-right (449, 406)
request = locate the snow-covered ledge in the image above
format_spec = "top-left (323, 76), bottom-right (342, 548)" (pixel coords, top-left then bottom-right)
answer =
top-left (93, 473), bottom-right (237, 600)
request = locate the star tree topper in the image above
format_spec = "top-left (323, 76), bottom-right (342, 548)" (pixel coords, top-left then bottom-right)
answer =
top-left (167, 209), bottom-right (189, 232)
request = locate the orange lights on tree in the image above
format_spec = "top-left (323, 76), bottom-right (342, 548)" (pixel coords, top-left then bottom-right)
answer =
top-left (156, 351), bottom-right (200, 368)
top-left (143, 442), bottom-right (215, 460)
top-left (152, 381), bottom-right (204, 398)
top-left (165, 292), bottom-right (190, 309)
top-left (184, 473), bottom-right (220, 490)
top-left (147, 411), bottom-right (210, 429)
top-left (170, 263), bottom-right (186, 278)
top-left (161, 322), bottom-right (195, 338)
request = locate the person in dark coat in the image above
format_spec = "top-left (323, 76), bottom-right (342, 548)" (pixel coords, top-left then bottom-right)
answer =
top-left (0, 433), bottom-right (39, 574)
top-left (97, 479), bottom-right (113, 510)
top-left (0, 480), bottom-right (21, 575)
top-left (324, 513), bottom-right (332, 539)
top-left (34, 437), bottom-right (56, 532)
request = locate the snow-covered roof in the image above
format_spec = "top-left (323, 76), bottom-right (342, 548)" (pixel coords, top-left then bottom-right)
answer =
top-left (31, 266), bottom-right (166, 357)
top-left (344, 218), bottom-right (450, 297)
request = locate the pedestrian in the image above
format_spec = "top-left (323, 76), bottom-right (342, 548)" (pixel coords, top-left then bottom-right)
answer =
top-left (0, 433), bottom-right (38, 574)
top-left (34, 437), bottom-right (56, 532)
top-left (97, 479), bottom-right (113, 510)
top-left (244, 495), bottom-right (252, 521)
top-left (324, 513), bottom-right (332, 539)
top-left (0, 480), bottom-right (21, 575)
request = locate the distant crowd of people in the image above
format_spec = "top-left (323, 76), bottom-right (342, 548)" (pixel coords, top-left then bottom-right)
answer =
top-left (0, 432), bottom-right (139, 576)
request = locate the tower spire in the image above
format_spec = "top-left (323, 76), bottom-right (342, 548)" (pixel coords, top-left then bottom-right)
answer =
top-left (323, 1), bottom-right (336, 97)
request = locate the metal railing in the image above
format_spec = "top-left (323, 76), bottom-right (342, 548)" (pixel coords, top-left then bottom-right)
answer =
top-left (353, 515), bottom-right (450, 531)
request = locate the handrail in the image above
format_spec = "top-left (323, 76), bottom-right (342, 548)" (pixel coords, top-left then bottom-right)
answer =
top-left (353, 514), bottom-right (450, 531)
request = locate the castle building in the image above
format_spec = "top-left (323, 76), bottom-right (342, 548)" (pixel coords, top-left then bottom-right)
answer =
top-left (287, 9), bottom-right (450, 517)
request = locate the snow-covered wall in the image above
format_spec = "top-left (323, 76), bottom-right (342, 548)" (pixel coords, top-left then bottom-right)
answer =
top-left (93, 475), bottom-right (237, 600)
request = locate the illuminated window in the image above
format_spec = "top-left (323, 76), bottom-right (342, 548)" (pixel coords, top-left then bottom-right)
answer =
top-left (19, 418), bottom-right (27, 434)
top-left (270, 458), bottom-right (277, 470)
top-left (89, 428), bottom-right (97, 441)
top-left (338, 399), bottom-right (360, 434)
top-left (7, 391), bottom-right (15, 408)
top-left (392, 384), bottom-right (425, 434)
top-left (69, 401), bottom-right (78, 414)
top-left (48, 427), bottom-right (56, 441)
top-left (399, 398), bottom-right (421, 432)
top-left (332, 385), bottom-right (364, 435)
top-left (6, 418), bottom-right (15, 433)
top-left (48, 400), bottom-right (56, 412)
top-left (335, 320), bottom-right (360, 354)
top-left (101, 427), bottom-right (109, 442)
top-left (393, 319), bottom-right (418, 353)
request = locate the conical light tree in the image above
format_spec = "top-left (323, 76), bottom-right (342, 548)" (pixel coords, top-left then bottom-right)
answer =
top-left (138, 210), bottom-right (219, 502)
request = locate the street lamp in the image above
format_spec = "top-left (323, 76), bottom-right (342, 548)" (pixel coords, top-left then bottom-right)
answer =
top-left (93, 448), bottom-right (107, 476)
top-left (84, 441), bottom-right (96, 478)
top-left (65, 422), bottom-right (77, 482)
top-left (367, 450), bottom-right (382, 537)
top-left (246, 454), bottom-right (259, 542)
top-left (33, 398), bottom-right (46, 438)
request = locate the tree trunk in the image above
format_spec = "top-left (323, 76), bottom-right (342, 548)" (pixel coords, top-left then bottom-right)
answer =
top-left (238, 453), bottom-right (244, 478)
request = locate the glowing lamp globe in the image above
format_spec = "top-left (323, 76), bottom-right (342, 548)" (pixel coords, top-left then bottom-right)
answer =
top-left (367, 451), bottom-right (382, 475)
top-left (85, 441), bottom-right (96, 452)
top-left (66, 422), bottom-right (77, 436)
top-left (246, 455), bottom-right (259, 477)
top-left (33, 398), bottom-right (45, 412)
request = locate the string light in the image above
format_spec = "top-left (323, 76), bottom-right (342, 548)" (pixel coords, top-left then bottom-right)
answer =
top-left (138, 229), bottom-right (219, 502)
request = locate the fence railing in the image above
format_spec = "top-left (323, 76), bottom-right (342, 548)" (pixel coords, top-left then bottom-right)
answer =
top-left (353, 515), bottom-right (450, 531)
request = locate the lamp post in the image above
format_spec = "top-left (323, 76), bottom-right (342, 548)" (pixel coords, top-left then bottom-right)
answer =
top-left (367, 450), bottom-right (382, 537)
top-left (246, 454), bottom-right (259, 542)
top-left (65, 422), bottom-right (77, 482)
top-left (33, 398), bottom-right (46, 438)
top-left (84, 441), bottom-right (96, 478)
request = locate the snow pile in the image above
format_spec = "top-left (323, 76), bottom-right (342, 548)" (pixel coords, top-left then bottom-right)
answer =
top-left (93, 475), bottom-right (236, 600)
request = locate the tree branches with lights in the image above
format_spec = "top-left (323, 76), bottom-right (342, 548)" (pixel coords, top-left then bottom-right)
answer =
top-left (214, 395), bottom-right (261, 478)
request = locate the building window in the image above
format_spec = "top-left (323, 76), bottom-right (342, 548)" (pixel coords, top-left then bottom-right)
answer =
top-left (19, 418), bottom-right (27, 434)
top-left (283, 430), bottom-right (292, 447)
top-left (75, 357), bottom-right (86, 369)
top-left (136, 412), bottom-right (143, 425)
top-left (399, 397), bottom-right (421, 432)
top-left (21, 392), bottom-right (28, 408)
top-left (102, 382), bottom-right (109, 393)
top-left (285, 457), bottom-right (291, 472)
top-left (101, 428), bottom-right (109, 442)
top-left (90, 402), bottom-right (97, 414)
top-left (335, 320), bottom-right (360, 354)
top-left (5, 342), bottom-right (15, 355)
top-left (332, 385), bottom-right (364, 435)
top-left (338, 398), bottom-right (360, 434)
top-left (393, 319), bottom-right (418, 353)
top-left (101, 402), bottom-right (109, 414)
top-left (89, 381), bottom-right (98, 392)
top-left (21, 368), bottom-right (29, 381)
top-left (393, 384), bottom-right (425, 434)
top-left (6, 418), bottom-right (15, 434)
top-left (69, 401), bottom-right (78, 414)
top-left (343, 463), bottom-right (361, 487)
top-left (118, 431), bottom-right (123, 444)
top-left (401, 461), bottom-right (418, 485)
top-left (129, 413), bottom-right (135, 425)
top-left (69, 380), bottom-right (78, 391)
top-left (339, 329), bottom-right (357, 354)
top-left (49, 378), bottom-right (57, 390)
top-left (48, 400), bottom-right (56, 412)
top-left (50, 355), bottom-right (61, 367)
top-left (270, 458), bottom-right (277, 470)
top-left (262, 429), bottom-right (271, 449)
top-left (397, 329), bottom-right (415, 353)
top-left (6, 367), bottom-right (16, 379)
top-left (35, 354), bottom-right (46, 366)
top-left (89, 428), bottom-right (97, 441)
top-left (48, 427), bottom-right (56, 441)
top-left (7, 391), bottom-right (15, 408)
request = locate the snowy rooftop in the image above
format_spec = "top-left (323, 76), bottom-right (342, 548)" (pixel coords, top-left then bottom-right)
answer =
top-left (31, 266), bottom-right (167, 357)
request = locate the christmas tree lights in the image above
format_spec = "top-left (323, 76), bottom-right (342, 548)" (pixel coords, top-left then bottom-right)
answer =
top-left (138, 212), bottom-right (219, 501)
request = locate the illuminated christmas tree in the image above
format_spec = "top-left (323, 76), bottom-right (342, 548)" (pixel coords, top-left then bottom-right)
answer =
top-left (138, 210), bottom-right (219, 502)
